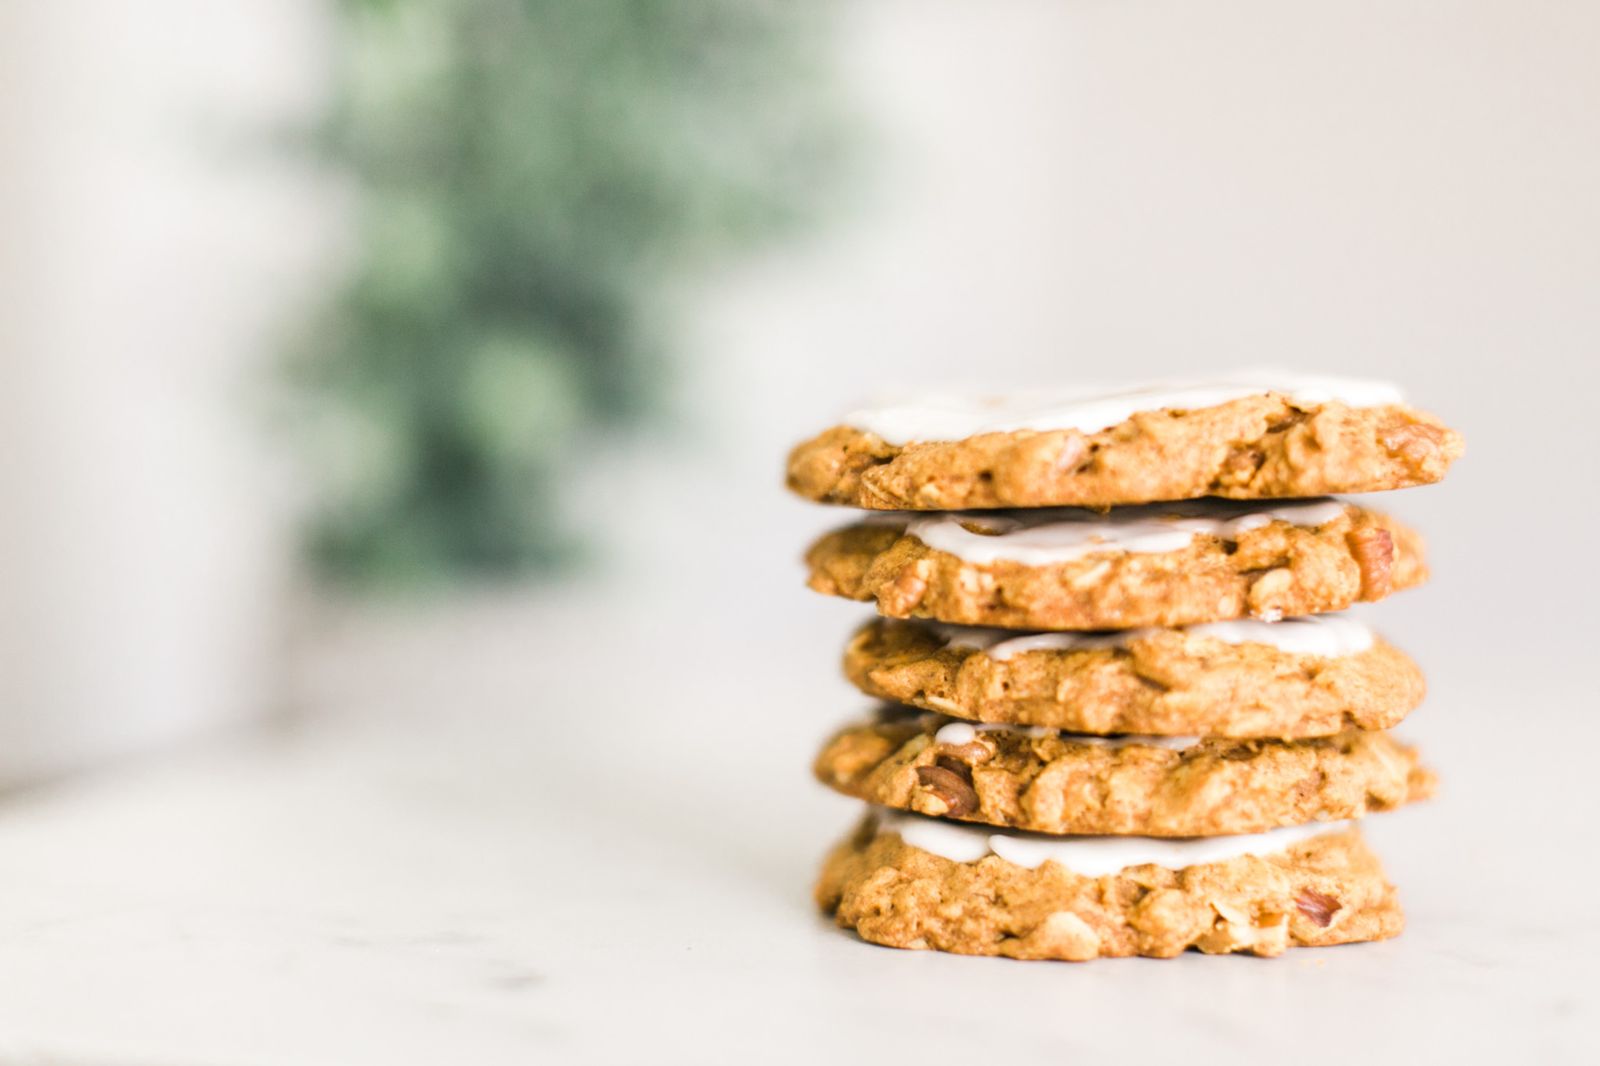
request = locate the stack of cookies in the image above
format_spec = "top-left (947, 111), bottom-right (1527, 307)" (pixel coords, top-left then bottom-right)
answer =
top-left (786, 374), bottom-right (1462, 960)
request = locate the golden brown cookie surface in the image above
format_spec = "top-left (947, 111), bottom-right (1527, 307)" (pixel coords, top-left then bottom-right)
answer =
top-left (788, 391), bottom-right (1462, 510)
top-left (816, 815), bottom-right (1403, 960)
top-left (814, 711), bottom-right (1434, 837)
top-left (805, 499), bottom-right (1426, 630)
top-left (843, 617), bottom-right (1424, 738)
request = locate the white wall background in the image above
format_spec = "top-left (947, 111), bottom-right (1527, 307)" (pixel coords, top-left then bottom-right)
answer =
top-left (0, 1), bottom-right (329, 779)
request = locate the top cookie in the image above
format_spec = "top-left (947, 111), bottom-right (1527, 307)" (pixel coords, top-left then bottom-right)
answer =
top-left (787, 373), bottom-right (1462, 510)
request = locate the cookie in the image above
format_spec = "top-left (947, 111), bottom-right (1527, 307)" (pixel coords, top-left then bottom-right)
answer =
top-left (843, 616), bottom-right (1423, 738)
top-left (814, 710), bottom-right (1434, 837)
top-left (805, 498), bottom-right (1425, 630)
top-left (787, 374), bottom-right (1463, 510)
top-left (816, 811), bottom-right (1402, 959)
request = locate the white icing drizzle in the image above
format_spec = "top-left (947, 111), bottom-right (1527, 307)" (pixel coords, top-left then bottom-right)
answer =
top-left (902, 498), bottom-right (1350, 567)
top-left (978, 631), bottom-right (1132, 661)
top-left (924, 614), bottom-right (1374, 660)
top-left (1185, 616), bottom-right (1374, 656)
top-left (844, 371), bottom-right (1405, 445)
top-left (931, 719), bottom-right (1198, 751)
top-left (875, 808), bottom-right (1349, 876)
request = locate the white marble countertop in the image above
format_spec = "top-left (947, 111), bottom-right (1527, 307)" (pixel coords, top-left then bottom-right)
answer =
top-left (0, 585), bottom-right (1591, 1066)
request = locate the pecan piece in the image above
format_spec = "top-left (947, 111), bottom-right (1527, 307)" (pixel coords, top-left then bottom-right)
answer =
top-left (1380, 421), bottom-right (1446, 467)
top-left (1295, 888), bottom-right (1342, 928)
top-left (935, 754), bottom-right (975, 777)
top-left (1346, 526), bottom-right (1394, 600)
top-left (915, 765), bottom-right (978, 817)
top-left (1215, 447), bottom-right (1265, 489)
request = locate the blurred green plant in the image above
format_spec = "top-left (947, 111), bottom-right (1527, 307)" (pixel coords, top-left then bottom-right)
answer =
top-left (293, 0), bottom-right (841, 585)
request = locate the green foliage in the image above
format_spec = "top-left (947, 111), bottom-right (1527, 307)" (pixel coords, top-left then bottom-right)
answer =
top-left (295, 0), bottom-right (841, 585)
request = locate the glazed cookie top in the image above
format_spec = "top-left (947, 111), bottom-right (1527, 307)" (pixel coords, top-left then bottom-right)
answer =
top-left (843, 615), bottom-right (1423, 737)
top-left (927, 613), bottom-right (1376, 659)
top-left (890, 498), bottom-right (1349, 567)
top-left (814, 712), bottom-right (1433, 837)
top-left (787, 371), bottom-right (1462, 509)
top-left (869, 808), bottom-right (1346, 876)
top-left (805, 497), bottom-right (1425, 630)
top-left (817, 816), bottom-right (1400, 959)
top-left (843, 373), bottom-right (1403, 443)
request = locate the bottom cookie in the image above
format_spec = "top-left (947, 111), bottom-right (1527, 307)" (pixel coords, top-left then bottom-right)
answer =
top-left (816, 811), bottom-right (1402, 960)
